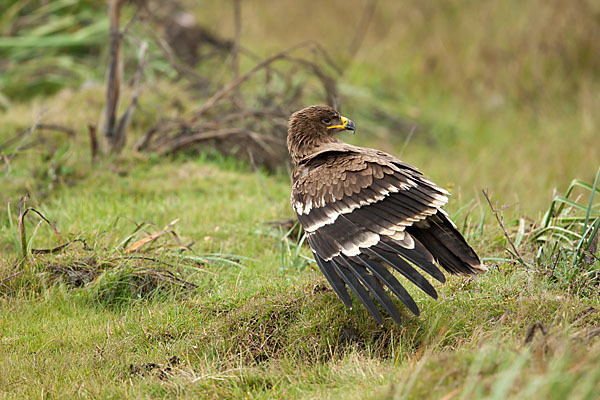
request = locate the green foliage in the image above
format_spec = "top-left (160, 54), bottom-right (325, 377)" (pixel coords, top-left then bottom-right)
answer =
top-left (533, 168), bottom-right (600, 294)
top-left (259, 223), bottom-right (311, 273)
top-left (0, 0), bottom-right (108, 101)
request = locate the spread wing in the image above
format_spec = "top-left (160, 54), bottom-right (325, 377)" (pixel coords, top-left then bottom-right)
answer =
top-left (291, 148), bottom-right (485, 325)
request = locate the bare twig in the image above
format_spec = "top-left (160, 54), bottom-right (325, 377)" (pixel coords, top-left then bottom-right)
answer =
top-left (523, 321), bottom-right (546, 345)
top-left (120, 2), bottom-right (143, 36)
top-left (231, 0), bottom-right (242, 105)
top-left (216, 108), bottom-right (288, 123)
top-left (157, 128), bottom-right (282, 155)
top-left (113, 40), bottom-right (148, 152)
top-left (104, 0), bottom-right (122, 151)
top-left (399, 124), bottom-right (416, 158)
top-left (37, 124), bottom-right (75, 137)
top-left (284, 55), bottom-right (338, 106)
top-left (147, 29), bottom-right (209, 86)
top-left (0, 113), bottom-right (44, 173)
top-left (88, 124), bottom-right (98, 162)
top-left (190, 41), bottom-right (316, 121)
top-left (137, 36), bottom-right (338, 168)
top-left (135, 125), bottom-right (158, 151)
top-left (307, 41), bottom-right (343, 75)
top-left (0, 128), bottom-right (31, 152)
top-left (482, 189), bottom-right (528, 267)
top-left (0, 270), bottom-right (24, 286)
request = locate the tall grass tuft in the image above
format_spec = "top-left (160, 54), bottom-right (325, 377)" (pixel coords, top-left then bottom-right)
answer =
top-left (533, 167), bottom-right (600, 293)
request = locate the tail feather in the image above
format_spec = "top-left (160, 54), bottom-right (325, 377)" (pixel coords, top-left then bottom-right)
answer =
top-left (330, 258), bottom-right (384, 325)
top-left (407, 213), bottom-right (486, 275)
top-left (339, 256), bottom-right (403, 325)
top-left (351, 254), bottom-right (420, 316)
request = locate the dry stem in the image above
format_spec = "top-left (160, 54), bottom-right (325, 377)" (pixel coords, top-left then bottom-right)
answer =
top-left (482, 189), bottom-right (528, 267)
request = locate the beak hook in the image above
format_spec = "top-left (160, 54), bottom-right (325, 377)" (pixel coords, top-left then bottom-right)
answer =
top-left (327, 116), bottom-right (356, 132)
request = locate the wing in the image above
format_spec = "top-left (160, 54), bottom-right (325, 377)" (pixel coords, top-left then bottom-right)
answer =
top-left (291, 148), bottom-right (485, 325)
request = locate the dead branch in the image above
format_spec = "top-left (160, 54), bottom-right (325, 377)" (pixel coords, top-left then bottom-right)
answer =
top-left (149, 5), bottom-right (233, 67)
top-left (135, 125), bottom-right (158, 151)
top-left (284, 55), bottom-right (338, 106)
top-left (0, 128), bottom-right (33, 153)
top-left (135, 30), bottom-right (338, 169)
top-left (190, 41), bottom-right (318, 121)
top-left (0, 114), bottom-right (43, 172)
top-left (113, 40), bottom-right (148, 152)
top-left (482, 189), bottom-right (528, 267)
top-left (104, 0), bottom-right (122, 151)
top-left (157, 128), bottom-right (282, 155)
top-left (148, 29), bottom-right (210, 86)
top-left (37, 124), bottom-right (75, 137)
top-left (231, 0), bottom-right (242, 104)
top-left (216, 108), bottom-right (288, 124)
top-left (523, 321), bottom-right (546, 344)
top-left (88, 124), bottom-right (98, 162)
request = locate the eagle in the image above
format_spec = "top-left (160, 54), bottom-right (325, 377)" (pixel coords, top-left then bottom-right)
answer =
top-left (287, 105), bottom-right (486, 326)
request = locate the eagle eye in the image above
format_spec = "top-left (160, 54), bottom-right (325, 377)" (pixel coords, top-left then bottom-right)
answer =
top-left (322, 118), bottom-right (331, 125)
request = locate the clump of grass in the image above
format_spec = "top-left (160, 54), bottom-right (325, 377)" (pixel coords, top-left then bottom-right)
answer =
top-left (0, 247), bottom-right (204, 307)
top-left (190, 280), bottom-right (412, 367)
top-left (261, 221), bottom-right (311, 273)
top-left (533, 167), bottom-right (600, 294)
top-left (380, 334), bottom-right (600, 400)
top-left (82, 258), bottom-right (198, 308)
top-left (1, 200), bottom-right (246, 307)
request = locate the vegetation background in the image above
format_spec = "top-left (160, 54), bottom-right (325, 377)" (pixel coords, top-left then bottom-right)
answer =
top-left (1, 0), bottom-right (599, 398)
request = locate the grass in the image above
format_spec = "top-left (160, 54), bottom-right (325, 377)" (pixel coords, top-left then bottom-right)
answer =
top-left (1, 0), bottom-right (600, 398)
top-left (532, 169), bottom-right (600, 296)
top-left (0, 0), bottom-right (109, 102)
top-left (1, 118), bottom-right (599, 397)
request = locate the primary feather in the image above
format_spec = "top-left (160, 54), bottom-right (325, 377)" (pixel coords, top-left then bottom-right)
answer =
top-left (287, 105), bottom-right (486, 326)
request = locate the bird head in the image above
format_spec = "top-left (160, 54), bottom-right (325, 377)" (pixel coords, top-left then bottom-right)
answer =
top-left (287, 105), bottom-right (356, 163)
top-left (288, 105), bottom-right (356, 137)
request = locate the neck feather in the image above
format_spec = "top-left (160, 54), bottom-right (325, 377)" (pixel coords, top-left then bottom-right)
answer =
top-left (287, 126), bottom-right (340, 164)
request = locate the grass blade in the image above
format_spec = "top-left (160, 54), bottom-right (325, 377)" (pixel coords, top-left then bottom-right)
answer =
top-left (582, 167), bottom-right (600, 236)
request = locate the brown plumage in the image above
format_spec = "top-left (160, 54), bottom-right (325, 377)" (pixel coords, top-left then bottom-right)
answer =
top-left (287, 105), bottom-right (486, 326)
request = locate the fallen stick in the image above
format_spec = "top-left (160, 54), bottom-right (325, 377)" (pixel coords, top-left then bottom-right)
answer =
top-left (482, 189), bottom-right (528, 267)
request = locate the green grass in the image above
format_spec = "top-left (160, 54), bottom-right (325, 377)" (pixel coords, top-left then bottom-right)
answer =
top-left (1, 0), bottom-right (600, 398)
top-left (1, 131), bottom-right (599, 397)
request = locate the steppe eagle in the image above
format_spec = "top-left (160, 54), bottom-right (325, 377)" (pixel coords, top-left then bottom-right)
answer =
top-left (287, 105), bottom-right (486, 326)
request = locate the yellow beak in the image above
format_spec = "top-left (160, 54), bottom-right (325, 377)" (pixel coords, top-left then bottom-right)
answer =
top-left (327, 116), bottom-right (356, 131)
